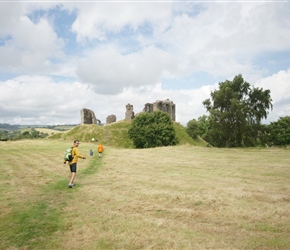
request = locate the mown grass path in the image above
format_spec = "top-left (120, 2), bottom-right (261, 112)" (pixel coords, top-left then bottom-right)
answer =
top-left (0, 140), bottom-right (101, 249)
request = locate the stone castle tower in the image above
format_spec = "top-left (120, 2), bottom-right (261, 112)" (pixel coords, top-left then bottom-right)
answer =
top-left (80, 108), bottom-right (97, 124)
top-left (125, 103), bottom-right (135, 121)
top-left (143, 99), bottom-right (176, 121)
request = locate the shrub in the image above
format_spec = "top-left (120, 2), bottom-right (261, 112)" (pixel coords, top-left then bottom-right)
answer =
top-left (128, 111), bottom-right (178, 148)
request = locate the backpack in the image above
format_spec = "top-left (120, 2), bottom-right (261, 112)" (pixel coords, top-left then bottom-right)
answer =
top-left (64, 147), bottom-right (73, 162)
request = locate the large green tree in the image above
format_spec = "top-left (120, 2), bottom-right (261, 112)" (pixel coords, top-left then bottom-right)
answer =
top-left (128, 111), bottom-right (178, 148)
top-left (203, 74), bottom-right (273, 147)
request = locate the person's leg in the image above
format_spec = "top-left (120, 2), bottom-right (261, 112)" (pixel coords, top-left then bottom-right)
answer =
top-left (69, 172), bottom-right (76, 185)
top-left (69, 163), bottom-right (77, 187)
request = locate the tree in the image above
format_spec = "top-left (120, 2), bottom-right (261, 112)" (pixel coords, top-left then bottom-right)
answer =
top-left (30, 128), bottom-right (38, 138)
top-left (186, 115), bottom-right (210, 140)
top-left (186, 119), bottom-right (199, 139)
top-left (128, 111), bottom-right (178, 148)
top-left (267, 116), bottom-right (290, 146)
top-left (203, 74), bottom-right (273, 147)
top-left (22, 131), bottom-right (31, 139)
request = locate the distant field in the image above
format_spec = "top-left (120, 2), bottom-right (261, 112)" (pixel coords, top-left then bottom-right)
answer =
top-left (34, 127), bottom-right (63, 135)
top-left (34, 125), bottom-right (76, 135)
top-left (53, 125), bottom-right (76, 130)
top-left (0, 140), bottom-right (289, 249)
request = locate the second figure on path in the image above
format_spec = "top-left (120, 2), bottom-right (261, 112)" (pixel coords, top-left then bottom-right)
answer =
top-left (98, 143), bottom-right (104, 158)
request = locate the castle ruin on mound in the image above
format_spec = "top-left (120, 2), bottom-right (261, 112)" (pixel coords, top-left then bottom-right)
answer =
top-left (125, 103), bottom-right (135, 121)
top-left (80, 99), bottom-right (176, 125)
top-left (80, 108), bottom-right (100, 125)
top-left (106, 114), bottom-right (117, 124)
top-left (143, 99), bottom-right (176, 121)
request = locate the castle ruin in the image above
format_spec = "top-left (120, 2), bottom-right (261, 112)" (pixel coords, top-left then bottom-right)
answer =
top-left (143, 99), bottom-right (176, 121)
top-left (106, 114), bottom-right (117, 124)
top-left (80, 108), bottom-right (100, 124)
top-left (80, 99), bottom-right (176, 125)
top-left (125, 103), bottom-right (135, 121)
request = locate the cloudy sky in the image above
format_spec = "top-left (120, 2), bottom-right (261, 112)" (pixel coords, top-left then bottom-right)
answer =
top-left (0, 0), bottom-right (290, 126)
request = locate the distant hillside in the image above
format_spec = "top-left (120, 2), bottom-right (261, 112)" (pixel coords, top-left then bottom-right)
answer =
top-left (0, 123), bottom-right (20, 130)
top-left (49, 120), bottom-right (207, 148)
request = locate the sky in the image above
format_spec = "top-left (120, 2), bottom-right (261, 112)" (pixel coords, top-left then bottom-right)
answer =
top-left (0, 0), bottom-right (290, 126)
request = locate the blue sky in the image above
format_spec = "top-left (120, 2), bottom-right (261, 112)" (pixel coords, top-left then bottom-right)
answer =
top-left (0, 1), bottom-right (290, 125)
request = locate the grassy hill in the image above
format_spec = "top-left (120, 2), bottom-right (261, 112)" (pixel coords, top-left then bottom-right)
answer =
top-left (49, 121), bottom-right (207, 148)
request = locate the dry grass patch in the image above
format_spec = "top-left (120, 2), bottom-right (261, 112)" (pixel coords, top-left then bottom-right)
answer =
top-left (59, 145), bottom-right (290, 249)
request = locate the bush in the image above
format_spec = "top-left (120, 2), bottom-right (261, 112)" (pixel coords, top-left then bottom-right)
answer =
top-left (128, 111), bottom-right (178, 148)
top-left (186, 119), bottom-right (199, 139)
top-left (267, 116), bottom-right (290, 146)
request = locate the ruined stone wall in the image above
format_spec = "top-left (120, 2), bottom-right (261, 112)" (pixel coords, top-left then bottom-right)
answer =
top-left (125, 103), bottom-right (135, 120)
top-left (143, 103), bottom-right (154, 113)
top-left (106, 114), bottom-right (117, 124)
top-left (80, 99), bottom-right (175, 125)
top-left (80, 108), bottom-right (97, 124)
top-left (143, 99), bottom-right (176, 121)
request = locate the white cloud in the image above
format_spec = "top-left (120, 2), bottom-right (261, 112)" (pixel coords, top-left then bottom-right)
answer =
top-left (0, 2), bottom-right (64, 74)
top-left (2, 2), bottom-right (290, 81)
top-left (154, 2), bottom-right (290, 80)
top-left (256, 69), bottom-right (290, 122)
top-left (0, 76), bottom-right (90, 125)
top-left (0, 2), bottom-right (290, 126)
top-left (77, 45), bottom-right (177, 94)
top-left (70, 2), bottom-right (173, 42)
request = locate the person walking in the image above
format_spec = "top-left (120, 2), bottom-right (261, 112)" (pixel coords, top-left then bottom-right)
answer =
top-left (98, 143), bottom-right (104, 158)
top-left (63, 140), bottom-right (86, 188)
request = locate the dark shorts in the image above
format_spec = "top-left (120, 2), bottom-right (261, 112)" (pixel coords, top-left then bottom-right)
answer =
top-left (69, 163), bottom-right (77, 173)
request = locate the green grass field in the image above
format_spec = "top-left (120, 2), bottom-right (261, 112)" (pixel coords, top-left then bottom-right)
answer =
top-left (1, 140), bottom-right (289, 249)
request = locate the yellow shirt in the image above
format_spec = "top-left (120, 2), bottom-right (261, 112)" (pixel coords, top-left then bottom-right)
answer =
top-left (69, 146), bottom-right (85, 164)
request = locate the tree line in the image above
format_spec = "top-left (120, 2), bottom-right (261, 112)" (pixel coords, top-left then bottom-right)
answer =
top-left (186, 74), bottom-right (289, 147)
top-left (0, 129), bottom-right (48, 141)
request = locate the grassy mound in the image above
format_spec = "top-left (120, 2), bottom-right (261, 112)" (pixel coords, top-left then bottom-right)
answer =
top-left (49, 120), bottom-right (207, 148)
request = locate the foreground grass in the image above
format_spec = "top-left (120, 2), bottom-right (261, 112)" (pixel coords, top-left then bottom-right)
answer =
top-left (0, 140), bottom-right (289, 249)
